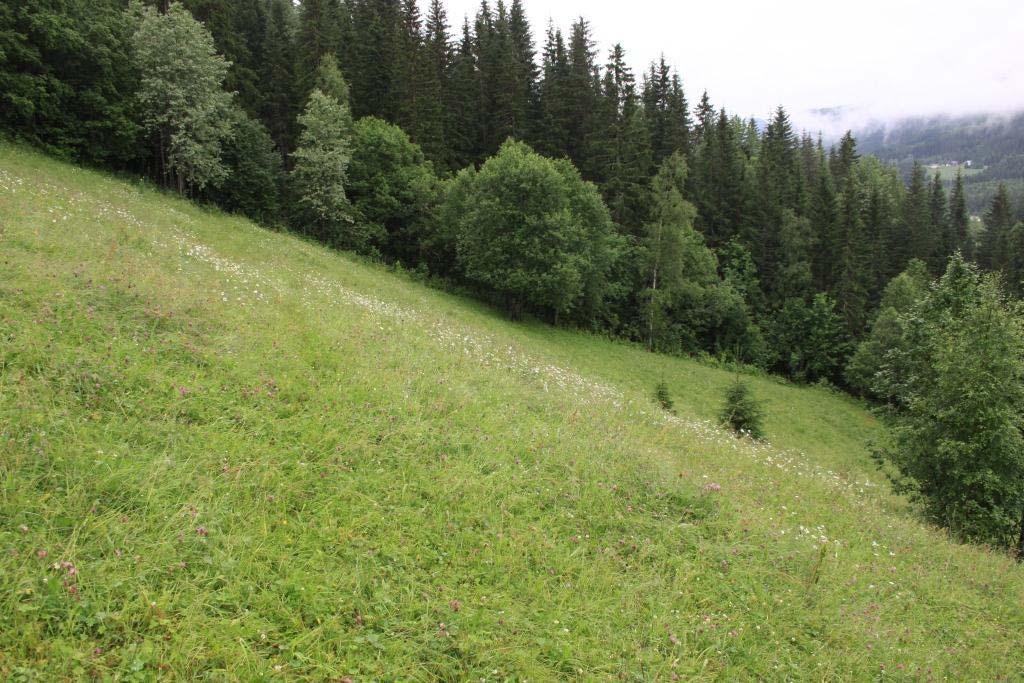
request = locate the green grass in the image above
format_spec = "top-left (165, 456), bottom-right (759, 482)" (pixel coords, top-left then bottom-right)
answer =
top-left (1, 144), bottom-right (1022, 680)
top-left (925, 164), bottom-right (983, 182)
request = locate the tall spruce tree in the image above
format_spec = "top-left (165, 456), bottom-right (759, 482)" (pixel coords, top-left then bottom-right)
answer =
top-left (979, 184), bottom-right (1015, 273)
top-left (928, 172), bottom-right (951, 272)
top-left (536, 23), bottom-right (570, 160)
top-left (751, 106), bottom-right (803, 302)
top-left (447, 18), bottom-right (482, 167)
top-left (642, 57), bottom-right (690, 168)
top-left (296, 0), bottom-right (343, 100)
top-left (507, 0), bottom-right (538, 141)
top-left (835, 167), bottom-right (873, 335)
top-left (950, 169), bottom-right (971, 258)
top-left (901, 162), bottom-right (932, 271)
top-left (261, 0), bottom-right (299, 157)
top-left (562, 18), bottom-right (600, 178)
top-left (810, 143), bottom-right (839, 291)
top-left (347, 0), bottom-right (400, 120)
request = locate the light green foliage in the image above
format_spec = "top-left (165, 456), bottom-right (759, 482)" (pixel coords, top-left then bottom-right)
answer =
top-left (719, 379), bottom-right (765, 440)
top-left (878, 256), bottom-right (1024, 548)
top-left (346, 116), bottom-right (438, 264)
top-left (643, 153), bottom-right (710, 291)
top-left (3, 146), bottom-right (1024, 679)
top-left (313, 53), bottom-right (350, 107)
top-left (642, 155), bottom-right (763, 362)
top-left (131, 2), bottom-right (233, 193)
top-left (846, 259), bottom-right (931, 399)
top-left (290, 89), bottom-right (357, 247)
top-left (448, 140), bottom-right (615, 321)
top-left (642, 153), bottom-right (714, 347)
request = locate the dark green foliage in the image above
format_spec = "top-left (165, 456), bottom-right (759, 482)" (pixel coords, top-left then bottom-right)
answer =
top-left (346, 116), bottom-right (439, 264)
top-left (654, 380), bottom-right (674, 413)
top-left (0, 0), bottom-right (138, 165)
top-left (901, 162), bottom-right (933, 271)
top-left (346, 0), bottom-right (401, 121)
top-left (202, 108), bottom-right (283, 224)
top-left (297, 0), bottom-right (344, 99)
top-left (719, 379), bottom-right (765, 440)
top-left (593, 44), bottom-right (651, 233)
top-left (181, 0), bottom-right (268, 118)
top-left (642, 57), bottom-right (690, 168)
top-left (876, 255), bottom-right (1024, 549)
top-left (979, 184), bottom-right (1015, 272)
top-left (260, 0), bottom-right (299, 157)
top-left (949, 171), bottom-right (971, 258)
top-left (768, 294), bottom-right (851, 385)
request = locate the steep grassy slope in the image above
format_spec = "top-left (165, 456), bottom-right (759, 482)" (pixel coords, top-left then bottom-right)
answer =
top-left (1, 145), bottom-right (1022, 680)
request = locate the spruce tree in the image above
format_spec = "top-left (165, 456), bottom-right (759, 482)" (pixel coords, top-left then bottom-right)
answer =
top-left (594, 44), bottom-right (651, 232)
top-left (693, 91), bottom-right (715, 148)
top-left (296, 0), bottom-right (344, 100)
top-left (536, 24), bottom-right (570, 160)
top-left (829, 131), bottom-right (858, 189)
top-left (347, 0), bottom-right (401, 120)
top-left (642, 57), bottom-right (690, 168)
top-left (901, 162), bottom-right (932, 271)
top-left (507, 0), bottom-right (538, 141)
top-left (928, 172), bottom-right (950, 272)
top-left (182, 0), bottom-right (268, 119)
top-left (563, 18), bottom-right (600, 178)
top-left (447, 18), bottom-right (482, 167)
top-left (949, 169), bottom-right (971, 258)
top-left (979, 184), bottom-right (1015, 273)
top-left (809, 143), bottom-right (839, 291)
top-left (751, 106), bottom-right (802, 303)
top-left (261, 0), bottom-right (299, 157)
top-left (835, 168), bottom-right (873, 335)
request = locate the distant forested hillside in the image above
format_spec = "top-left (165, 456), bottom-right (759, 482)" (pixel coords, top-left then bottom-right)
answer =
top-left (858, 112), bottom-right (1024, 213)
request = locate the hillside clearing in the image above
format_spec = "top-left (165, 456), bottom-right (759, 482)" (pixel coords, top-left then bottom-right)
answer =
top-left (1, 146), bottom-right (1022, 680)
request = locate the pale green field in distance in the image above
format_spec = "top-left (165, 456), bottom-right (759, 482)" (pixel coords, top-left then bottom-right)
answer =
top-left (2, 145), bottom-right (1022, 680)
top-left (925, 164), bottom-right (983, 181)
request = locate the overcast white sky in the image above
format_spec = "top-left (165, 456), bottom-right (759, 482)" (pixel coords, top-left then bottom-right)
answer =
top-left (439, 0), bottom-right (1024, 133)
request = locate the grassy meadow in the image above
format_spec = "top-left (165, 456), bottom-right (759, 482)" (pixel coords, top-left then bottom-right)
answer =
top-left (1, 145), bottom-right (1023, 680)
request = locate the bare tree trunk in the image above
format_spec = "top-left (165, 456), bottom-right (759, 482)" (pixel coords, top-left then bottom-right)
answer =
top-left (1017, 507), bottom-right (1024, 561)
top-left (648, 264), bottom-right (658, 351)
top-left (157, 0), bottom-right (170, 14)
